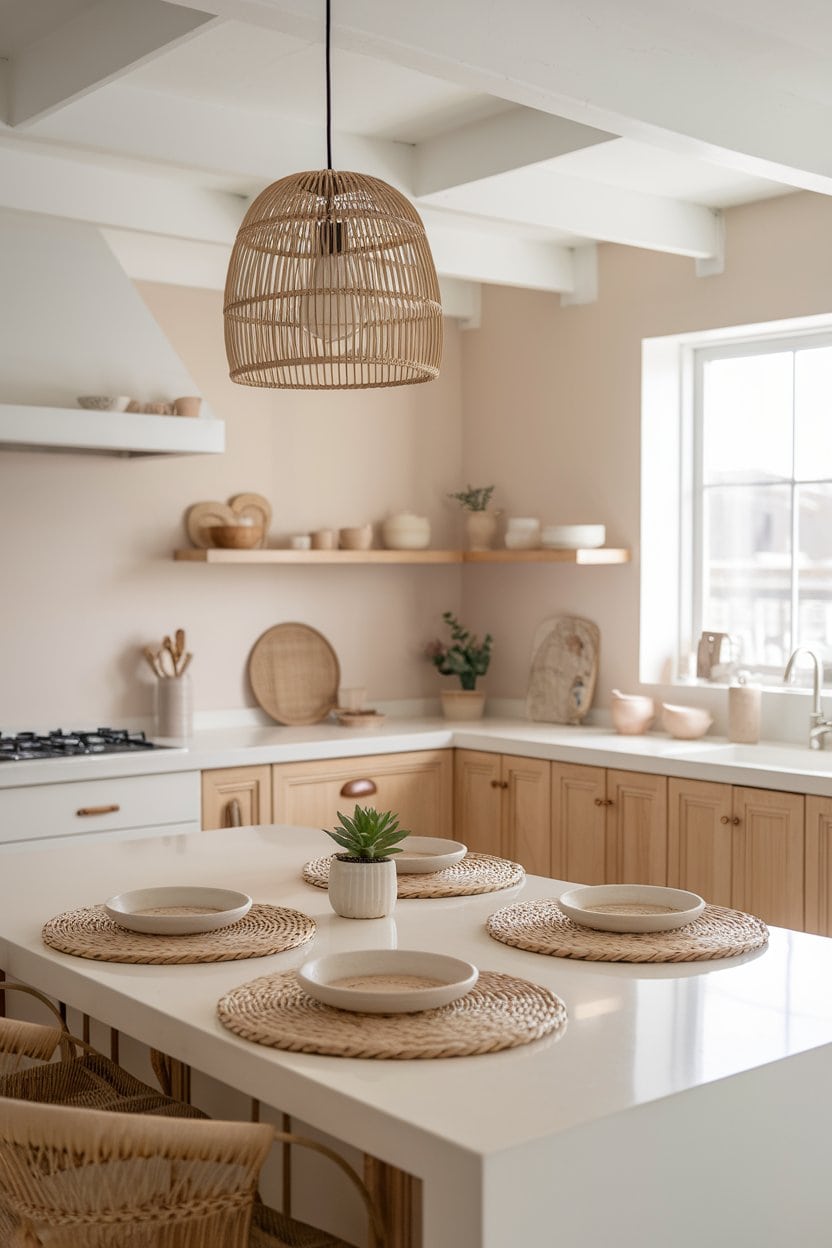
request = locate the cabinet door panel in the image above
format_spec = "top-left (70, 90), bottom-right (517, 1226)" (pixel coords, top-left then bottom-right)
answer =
top-left (607, 770), bottom-right (667, 886)
top-left (667, 778), bottom-right (733, 906)
top-left (502, 755), bottom-right (551, 876)
top-left (201, 766), bottom-right (272, 831)
top-left (732, 786), bottom-right (804, 929)
top-left (551, 762), bottom-right (607, 884)
top-left (453, 749), bottom-right (502, 857)
top-left (806, 796), bottom-right (832, 937)
top-left (273, 750), bottom-right (452, 839)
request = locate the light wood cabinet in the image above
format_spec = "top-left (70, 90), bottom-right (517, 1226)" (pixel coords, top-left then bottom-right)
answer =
top-left (201, 766), bottom-right (272, 830)
top-left (273, 750), bottom-right (452, 838)
top-left (805, 796), bottom-right (832, 936)
top-left (668, 777), bottom-right (804, 928)
top-left (455, 750), bottom-right (550, 874)
top-left (551, 764), bottom-right (667, 886)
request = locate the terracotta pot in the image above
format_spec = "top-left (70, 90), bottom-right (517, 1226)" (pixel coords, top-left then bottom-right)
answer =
top-left (465, 511), bottom-right (499, 551)
top-left (328, 856), bottom-right (397, 918)
top-left (440, 689), bottom-right (486, 721)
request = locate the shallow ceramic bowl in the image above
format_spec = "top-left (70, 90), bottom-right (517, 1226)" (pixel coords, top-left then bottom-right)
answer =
top-left (541, 524), bottom-right (606, 549)
top-left (104, 887), bottom-right (252, 935)
top-left (77, 395), bottom-right (131, 412)
top-left (558, 884), bottom-right (705, 933)
top-left (206, 524), bottom-right (264, 549)
top-left (335, 709), bottom-right (386, 730)
top-left (297, 949), bottom-right (479, 1013)
top-left (661, 702), bottom-right (713, 740)
top-left (394, 836), bottom-right (468, 874)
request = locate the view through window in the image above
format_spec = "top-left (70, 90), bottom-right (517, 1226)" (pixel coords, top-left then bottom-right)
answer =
top-left (693, 334), bottom-right (832, 677)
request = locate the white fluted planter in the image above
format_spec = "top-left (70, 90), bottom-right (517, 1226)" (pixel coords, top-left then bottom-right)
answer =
top-left (328, 857), bottom-right (397, 919)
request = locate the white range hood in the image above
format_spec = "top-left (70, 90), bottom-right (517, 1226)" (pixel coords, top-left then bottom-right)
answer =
top-left (0, 209), bottom-right (224, 457)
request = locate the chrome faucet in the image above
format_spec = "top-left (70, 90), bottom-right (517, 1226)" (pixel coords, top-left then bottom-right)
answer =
top-left (783, 648), bottom-right (832, 749)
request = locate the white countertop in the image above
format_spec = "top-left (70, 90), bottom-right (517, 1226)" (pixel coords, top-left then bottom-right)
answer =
top-left (2, 825), bottom-right (832, 1245)
top-left (4, 716), bottom-right (832, 797)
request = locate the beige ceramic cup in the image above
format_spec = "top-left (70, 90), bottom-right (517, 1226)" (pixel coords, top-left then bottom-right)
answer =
top-left (339, 524), bottom-right (373, 551)
top-left (311, 528), bottom-right (337, 550)
top-left (174, 396), bottom-right (202, 418)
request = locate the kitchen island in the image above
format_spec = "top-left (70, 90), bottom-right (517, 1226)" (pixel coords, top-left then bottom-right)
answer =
top-left (1, 824), bottom-right (831, 1247)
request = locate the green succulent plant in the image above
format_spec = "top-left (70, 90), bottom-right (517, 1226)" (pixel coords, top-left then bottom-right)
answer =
top-left (447, 483), bottom-right (495, 512)
top-left (324, 805), bottom-right (409, 861)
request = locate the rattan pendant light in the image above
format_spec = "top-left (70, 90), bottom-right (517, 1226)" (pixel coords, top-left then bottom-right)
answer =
top-left (223, 0), bottom-right (443, 390)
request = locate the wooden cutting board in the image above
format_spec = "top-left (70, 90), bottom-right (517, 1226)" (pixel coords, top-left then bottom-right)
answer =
top-left (525, 615), bottom-right (600, 725)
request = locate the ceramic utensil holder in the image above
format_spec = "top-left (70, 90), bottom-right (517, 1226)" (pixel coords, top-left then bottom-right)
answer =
top-left (729, 683), bottom-right (761, 744)
top-left (157, 674), bottom-right (193, 739)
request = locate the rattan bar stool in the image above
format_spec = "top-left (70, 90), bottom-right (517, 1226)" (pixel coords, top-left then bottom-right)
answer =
top-left (0, 1099), bottom-right (386, 1247)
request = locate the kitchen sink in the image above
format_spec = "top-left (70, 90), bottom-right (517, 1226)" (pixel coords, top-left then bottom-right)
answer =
top-left (667, 742), bottom-right (832, 772)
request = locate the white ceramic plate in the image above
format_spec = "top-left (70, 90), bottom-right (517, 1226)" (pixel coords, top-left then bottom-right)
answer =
top-left (104, 887), bottom-right (253, 935)
top-left (557, 884), bottom-right (705, 933)
top-left (297, 949), bottom-right (479, 1013)
top-left (394, 836), bottom-right (467, 874)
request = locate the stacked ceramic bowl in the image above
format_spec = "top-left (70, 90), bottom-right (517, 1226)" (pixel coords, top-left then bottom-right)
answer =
top-left (381, 513), bottom-right (431, 550)
top-left (504, 517), bottom-right (540, 550)
top-left (541, 524), bottom-right (606, 550)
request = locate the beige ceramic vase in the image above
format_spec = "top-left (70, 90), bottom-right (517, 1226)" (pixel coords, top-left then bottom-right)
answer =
top-left (328, 857), bottom-right (397, 919)
top-left (465, 511), bottom-right (499, 551)
top-left (440, 689), bottom-right (486, 720)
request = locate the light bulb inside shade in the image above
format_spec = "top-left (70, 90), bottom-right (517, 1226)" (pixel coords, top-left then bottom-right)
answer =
top-left (300, 251), bottom-right (363, 347)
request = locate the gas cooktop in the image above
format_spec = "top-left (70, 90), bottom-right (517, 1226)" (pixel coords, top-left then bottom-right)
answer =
top-left (0, 729), bottom-right (167, 762)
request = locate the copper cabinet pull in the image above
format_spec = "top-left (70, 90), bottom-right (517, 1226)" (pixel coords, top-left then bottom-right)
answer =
top-left (720, 815), bottom-right (730, 825)
top-left (227, 798), bottom-right (243, 828)
top-left (76, 804), bottom-right (120, 817)
top-left (340, 778), bottom-right (377, 798)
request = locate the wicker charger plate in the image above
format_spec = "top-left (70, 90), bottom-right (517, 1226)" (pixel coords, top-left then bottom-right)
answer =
top-left (42, 904), bottom-right (315, 965)
top-left (486, 898), bottom-right (768, 963)
top-left (217, 969), bottom-right (566, 1059)
top-left (248, 622), bottom-right (340, 725)
top-left (303, 853), bottom-right (525, 898)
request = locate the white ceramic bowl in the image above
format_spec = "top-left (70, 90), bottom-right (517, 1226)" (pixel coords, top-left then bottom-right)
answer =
top-left (611, 689), bottom-right (655, 735)
top-left (541, 524), bottom-right (606, 549)
top-left (104, 887), bottom-right (252, 935)
top-left (381, 514), bottom-right (431, 550)
top-left (394, 836), bottom-right (467, 873)
top-left (661, 702), bottom-right (713, 740)
top-left (558, 884), bottom-right (705, 933)
top-left (297, 949), bottom-right (479, 1013)
top-left (506, 516), bottom-right (540, 530)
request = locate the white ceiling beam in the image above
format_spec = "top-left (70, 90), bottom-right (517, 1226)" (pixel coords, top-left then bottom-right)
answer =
top-left (17, 83), bottom-right (413, 191)
top-left (415, 109), bottom-right (615, 197)
top-left (8, 0), bottom-right (218, 128)
top-left (421, 212), bottom-right (574, 293)
top-left (420, 169), bottom-right (720, 260)
top-left (161, 0), bottom-right (832, 194)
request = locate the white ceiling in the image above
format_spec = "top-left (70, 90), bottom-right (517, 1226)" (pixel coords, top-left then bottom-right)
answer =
top-left (0, 0), bottom-right (821, 301)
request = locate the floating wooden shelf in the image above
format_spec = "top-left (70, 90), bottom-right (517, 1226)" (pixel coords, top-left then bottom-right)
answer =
top-left (0, 405), bottom-right (225, 457)
top-left (174, 547), bottom-right (630, 565)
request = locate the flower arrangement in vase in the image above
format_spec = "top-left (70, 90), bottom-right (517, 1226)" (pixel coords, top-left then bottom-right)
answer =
top-left (427, 611), bottom-right (493, 720)
top-left (324, 805), bottom-right (409, 918)
top-left (448, 483), bottom-right (500, 550)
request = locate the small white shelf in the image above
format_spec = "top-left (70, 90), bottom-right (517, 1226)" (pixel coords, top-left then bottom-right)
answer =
top-left (0, 405), bottom-right (225, 457)
top-left (173, 547), bottom-right (630, 565)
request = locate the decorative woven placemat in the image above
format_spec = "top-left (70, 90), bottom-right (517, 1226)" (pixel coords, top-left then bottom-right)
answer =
top-left (486, 898), bottom-right (769, 963)
top-left (302, 853), bottom-right (525, 898)
top-left (42, 904), bottom-right (315, 965)
top-left (217, 969), bottom-right (566, 1059)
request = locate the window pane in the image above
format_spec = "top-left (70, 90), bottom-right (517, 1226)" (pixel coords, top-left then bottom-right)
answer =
top-left (795, 346), bottom-right (832, 481)
top-left (797, 483), bottom-right (832, 666)
top-left (702, 352), bottom-right (793, 485)
top-left (702, 484), bottom-right (792, 668)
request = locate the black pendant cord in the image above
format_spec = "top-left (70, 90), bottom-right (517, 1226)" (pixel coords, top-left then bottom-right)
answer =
top-left (325, 0), bottom-right (333, 169)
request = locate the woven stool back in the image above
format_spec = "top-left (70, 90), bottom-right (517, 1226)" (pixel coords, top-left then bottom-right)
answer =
top-left (0, 1098), bottom-right (273, 1247)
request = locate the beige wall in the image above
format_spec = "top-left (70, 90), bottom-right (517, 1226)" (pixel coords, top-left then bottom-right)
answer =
top-left (0, 283), bottom-right (464, 726)
top-left (460, 191), bottom-right (832, 716)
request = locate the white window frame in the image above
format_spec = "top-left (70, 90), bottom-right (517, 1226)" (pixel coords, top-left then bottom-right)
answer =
top-left (640, 312), bottom-right (832, 690)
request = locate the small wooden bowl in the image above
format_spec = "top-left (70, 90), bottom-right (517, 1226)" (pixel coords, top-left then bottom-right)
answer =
top-left (206, 524), bottom-right (264, 549)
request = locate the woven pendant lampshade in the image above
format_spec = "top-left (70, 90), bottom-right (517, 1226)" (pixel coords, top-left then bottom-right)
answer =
top-left (224, 168), bottom-right (443, 389)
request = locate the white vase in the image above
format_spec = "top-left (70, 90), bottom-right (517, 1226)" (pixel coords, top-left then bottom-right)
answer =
top-left (465, 511), bottom-right (499, 551)
top-left (328, 856), bottom-right (397, 919)
top-left (156, 675), bottom-right (193, 739)
top-left (440, 689), bottom-right (486, 721)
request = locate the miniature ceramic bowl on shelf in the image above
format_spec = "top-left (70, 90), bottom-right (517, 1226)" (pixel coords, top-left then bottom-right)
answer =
top-left (541, 524), bottom-right (606, 549)
top-left (205, 522), bottom-right (264, 549)
top-left (381, 513), bottom-right (431, 550)
top-left (339, 524), bottom-right (373, 551)
top-left (77, 395), bottom-right (131, 412)
top-left (504, 517), bottom-right (541, 549)
top-left (660, 702), bottom-right (713, 740)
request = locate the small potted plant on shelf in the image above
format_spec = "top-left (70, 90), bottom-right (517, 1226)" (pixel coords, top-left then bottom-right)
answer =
top-left (427, 611), bottom-right (493, 720)
top-left (324, 805), bottom-right (409, 918)
top-left (447, 483), bottom-right (500, 551)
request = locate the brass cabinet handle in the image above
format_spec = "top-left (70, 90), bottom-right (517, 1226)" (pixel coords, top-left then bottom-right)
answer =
top-left (720, 815), bottom-right (730, 825)
top-left (340, 778), bottom-right (377, 798)
top-left (732, 815), bottom-right (741, 825)
top-left (491, 780), bottom-right (509, 789)
top-left (227, 798), bottom-right (243, 828)
top-left (76, 804), bottom-right (120, 817)
top-left (490, 779), bottom-right (501, 788)
top-left (594, 797), bottom-right (604, 806)
top-left (594, 798), bottom-right (613, 807)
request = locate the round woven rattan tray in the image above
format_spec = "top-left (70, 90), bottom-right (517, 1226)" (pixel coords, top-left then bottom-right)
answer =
top-left (42, 904), bottom-right (315, 965)
top-left (217, 969), bottom-right (566, 1059)
top-left (248, 622), bottom-right (340, 726)
top-left (302, 853), bottom-right (525, 898)
top-left (486, 898), bottom-right (768, 963)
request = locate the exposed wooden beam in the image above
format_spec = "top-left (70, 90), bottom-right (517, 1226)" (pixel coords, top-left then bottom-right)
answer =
top-left (9, 0), bottom-right (218, 128)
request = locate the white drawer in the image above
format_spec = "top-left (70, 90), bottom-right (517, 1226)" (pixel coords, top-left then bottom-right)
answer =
top-left (0, 772), bottom-right (200, 845)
